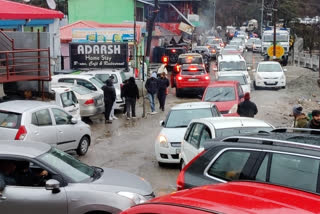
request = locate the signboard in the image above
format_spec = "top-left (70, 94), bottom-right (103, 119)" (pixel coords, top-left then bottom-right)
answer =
top-left (188, 14), bottom-right (199, 22)
top-left (267, 45), bottom-right (285, 58)
top-left (178, 22), bottom-right (194, 35)
top-left (72, 28), bottom-right (135, 43)
top-left (70, 43), bottom-right (128, 69)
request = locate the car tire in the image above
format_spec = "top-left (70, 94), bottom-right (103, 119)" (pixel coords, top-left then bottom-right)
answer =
top-left (77, 136), bottom-right (90, 156)
top-left (253, 81), bottom-right (259, 90)
top-left (282, 85), bottom-right (286, 89)
top-left (176, 88), bottom-right (182, 97)
top-left (158, 162), bottom-right (166, 167)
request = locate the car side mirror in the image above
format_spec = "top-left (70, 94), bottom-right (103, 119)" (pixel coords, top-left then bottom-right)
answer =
top-left (283, 68), bottom-right (287, 72)
top-left (45, 179), bottom-right (60, 194)
top-left (71, 117), bottom-right (78, 124)
top-left (160, 120), bottom-right (165, 127)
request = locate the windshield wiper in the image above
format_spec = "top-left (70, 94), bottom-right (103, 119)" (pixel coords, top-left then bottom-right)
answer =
top-left (173, 125), bottom-right (188, 128)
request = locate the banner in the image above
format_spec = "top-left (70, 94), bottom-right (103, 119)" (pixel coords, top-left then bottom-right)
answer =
top-left (178, 22), bottom-right (194, 35)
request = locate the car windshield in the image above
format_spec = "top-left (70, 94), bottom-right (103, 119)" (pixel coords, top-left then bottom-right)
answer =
top-left (178, 56), bottom-right (203, 64)
top-left (39, 148), bottom-right (95, 182)
top-left (230, 41), bottom-right (242, 46)
top-left (95, 74), bottom-right (119, 84)
top-left (0, 111), bottom-right (21, 129)
top-left (208, 40), bottom-right (221, 44)
top-left (258, 64), bottom-right (282, 72)
top-left (90, 77), bottom-right (104, 89)
top-left (263, 34), bottom-right (288, 42)
top-left (254, 40), bottom-right (262, 45)
top-left (165, 108), bottom-right (212, 128)
top-left (216, 127), bottom-right (273, 138)
top-left (218, 76), bottom-right (247, 85)
top-left (71, 86), bottom-right (92, 95)
top-left (219, 61), bottom-right (246, 71)
top-left (204, 87), bottom-right (236, 102)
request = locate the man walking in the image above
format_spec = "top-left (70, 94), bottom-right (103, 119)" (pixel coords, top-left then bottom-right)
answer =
top-left (237, 92), bottom-right (258, 118)
top-left (145, 73), bottom-right (158, 114)
top-left (157, 72), bottom-right (169, 112)
top-left (122, 77), bottom-right (139, 119)
top-left (102, 79), bottom-right (116, 124)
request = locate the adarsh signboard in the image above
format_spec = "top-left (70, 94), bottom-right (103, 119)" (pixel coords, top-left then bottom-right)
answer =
top-left (70, 43), bottom-right (128, 69)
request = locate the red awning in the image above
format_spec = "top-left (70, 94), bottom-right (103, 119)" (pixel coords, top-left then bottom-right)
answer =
top-left (0, 0), bottom-right (64, 20)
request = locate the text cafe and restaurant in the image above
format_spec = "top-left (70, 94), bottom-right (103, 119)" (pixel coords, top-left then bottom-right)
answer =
top-left (60, 22), bottom-right (146, 71)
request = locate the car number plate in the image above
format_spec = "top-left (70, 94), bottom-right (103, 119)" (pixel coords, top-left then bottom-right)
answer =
top-left (188, 79), bottom-right (198, 82)
top-left (97, 99), bottom-right (103, 105)
top-left (176, 149), bottom-right (181, 154)
top-left (266, 81), bottom-right (275, 84)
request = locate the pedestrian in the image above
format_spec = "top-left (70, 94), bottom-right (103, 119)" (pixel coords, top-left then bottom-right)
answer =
top-left (237, 92), bottom-right (258, 118)
top-left (307, 110), bottom-right (320, 129)
top-left (157, 72), bottom-right (169, 112)
top-left (291, 105), bottom-right (308, 128)
top-left (145, 72), bottom-right (159, 114)
top-left (108, 76), bottom-right (118, 121)
top-left (102, 79), bottom-right (116, 124)
top-left (122, 77), bottom-right (139, 119)
top-left (157, 63), bottom-right (168, 77)
top-left (121, 79), bottom-right (128, 115)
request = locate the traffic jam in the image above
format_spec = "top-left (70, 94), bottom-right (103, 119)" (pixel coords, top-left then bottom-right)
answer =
top-left (1, 0), bottom-right (320, 213)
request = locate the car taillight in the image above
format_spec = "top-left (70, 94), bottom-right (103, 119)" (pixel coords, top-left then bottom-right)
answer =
top-left (162, 56), bottom-right (169, 64)
top-left (211, 49), bottom-right (216, 53)
top-left (84, 99), bottom-right (95, 105)
top-left (171, 49), bottom-right (176, 53)
top-left (189, 66), bottom-right (198, 71)
top-left (220, 43), bottom-right (224, 47)
top-left (120, 83), bottom-right (123, 88)
top-left (177, 76), bottom-right (183, 81)
top-left (175, 65), bottom-right (181, 73)
top-left (15, 125), bottom-right (27, 140)
top-left (177, 150), bottom-right (206, 191)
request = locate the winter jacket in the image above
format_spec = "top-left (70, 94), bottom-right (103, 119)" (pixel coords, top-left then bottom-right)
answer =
top-left (294, 114), bottom-right (309, 128)
top-left (123, 78), bottom-right (139, 99)
top-left (145, 77), bottom-right (158, 94)
top-left (102, 80), bottom-right (116, 103)
top-left (237, 100), bottom-right (258, 118)
top-left (308, 120), bottom-right (320, 129)
top-left (157, 77), bottom-right (169, 93)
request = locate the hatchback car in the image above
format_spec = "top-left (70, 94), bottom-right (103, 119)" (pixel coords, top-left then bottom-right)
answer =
top-left (0, 100), bottom-right (91, 155)
top-left (155, 102), bottom-right (221, 166)
top-left (0, 141), bottom-right (154, 214)
top-left (121, 181), bottom-right (320, 214)
top-left (254, 61), bottom-right (287, 89)
top-left (202, 81), bottom-right (244, 116)
top-left (177, 135), bottom-right (320, 194)
top-left (252, 39), bottom-right (262, 53)
top-left (180, 117), bottom-right (274, 168)
top-left (217, 72), bottom-right (251, 93)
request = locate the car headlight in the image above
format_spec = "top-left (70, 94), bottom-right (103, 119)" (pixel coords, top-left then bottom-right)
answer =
top-left (229, 104), bottom-right (238, 114)
top-left (117, 192), bottom-right (147, 204)
top-left (159, 135), bottom-right (169, 148)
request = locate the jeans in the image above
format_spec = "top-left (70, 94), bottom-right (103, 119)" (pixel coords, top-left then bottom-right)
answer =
top-left (147, 93), bottom-right (156, 112)
top-left (125, 97), bottom-right (136, 117)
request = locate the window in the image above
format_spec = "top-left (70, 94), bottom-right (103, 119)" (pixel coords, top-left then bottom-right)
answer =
top-left (136, 7), bottom-right (143, 22)
top-left (95, 74), bottom-right (118, 84)
top-left (31, 109), bottom-right (52, 126)
top-left (216, 127), bottom-right (273, 138)
top-left (203, 87), bottom-right (236, 102)
top-left (58, 78), bottom-right (74, 84)
top-left (189, 124), bottom-right (204, 148)
top-left (199, 126), bottom-right (211, 148)
top-left (52, 108), bottom-right (70, 125)
top-left (60, 91), bottom-right (78, 107)
top-left (208, 150), bottom-right (253, 181)
top-left (238, 83), bottom-right (244, 98)
top-left (76, 79), bottom-right (97, 91)
top-left (255, 153), bottom-right (320, 192)
top-left (0, 111), bottom-right (21, 129)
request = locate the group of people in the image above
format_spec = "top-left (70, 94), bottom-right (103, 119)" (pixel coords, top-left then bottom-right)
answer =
top-left (292, 105), bottom-right (320, 129)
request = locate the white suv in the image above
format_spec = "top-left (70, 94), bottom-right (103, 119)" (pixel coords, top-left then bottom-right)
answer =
top-left (180, 117), bottom-right (274, 168)
top-left (254, 61), bottom-right (287, 89)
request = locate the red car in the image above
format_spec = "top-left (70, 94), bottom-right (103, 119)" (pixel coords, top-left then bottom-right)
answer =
top-left (174, 54), bottom-right (210, 97)
top-left (202, 81), bottom-right (244, 116)
top-left (121, 181), bottom-right (320, 214)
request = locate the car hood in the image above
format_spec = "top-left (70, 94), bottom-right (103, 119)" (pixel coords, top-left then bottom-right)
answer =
top-left (92, 167), bottom-right (153, 196)
top-left (258, 72), bottom-right (284, 78)
top-left (213, 100), bottom-right (238, 112)
top-left (160, 127), bottom-right (187, 143)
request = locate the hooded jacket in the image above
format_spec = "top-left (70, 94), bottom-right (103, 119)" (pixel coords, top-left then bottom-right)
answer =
top-left (294, 114), bottom-right (309, 128)
top-left (237, 100), bottom-right (258, 118)
top-left (102, 79), bottom-right (116, 103)
top-left (123, 77), bottom-right (139, 99)
top-left (145, 73), bottom-right (158, 94)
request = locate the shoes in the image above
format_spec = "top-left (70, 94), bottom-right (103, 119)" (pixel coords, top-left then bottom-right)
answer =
top-left (113, 116), bottom-right (118, 120)
top-left (105, 120), bottom-right (112, 124)
top-left (151, 111), bottom-right (157, 115)
top-left (109, 117), bottom-right (113, 121)
top-left (127, 117), bottom-right (130, 120)
top-left (132, 116), bottom-right (137, 119)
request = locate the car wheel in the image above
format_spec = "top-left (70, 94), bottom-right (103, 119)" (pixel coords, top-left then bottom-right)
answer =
top-left (253, 81), bottom-right (259, 90)
top-left (282, 85), bottom-right (286, 89)
top-left (158, 162), bottom-right (166, 167)
top-left (176, 88), bottom-right (182, 97)
top-left (77, 136), bottom-right (90, 156)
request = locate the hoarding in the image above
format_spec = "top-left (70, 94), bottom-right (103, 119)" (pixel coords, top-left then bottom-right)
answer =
top-left (72, 28), bottom-right (134, 43)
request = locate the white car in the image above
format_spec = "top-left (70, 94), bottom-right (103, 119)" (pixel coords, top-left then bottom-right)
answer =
top-left (0, 100), bottom-right (92, 155)
top-left (155, 102), bottom-right (221, 166)
top-left (254, 61), bottom-right (287, 89)
top-left (180, 117), bottom-right (274, 167)
top-left (217, 72), bottom-right (251, 94)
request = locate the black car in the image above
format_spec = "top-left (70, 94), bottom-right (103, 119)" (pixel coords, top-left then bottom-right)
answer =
top-left (177, 130), bottom-right (320, 195)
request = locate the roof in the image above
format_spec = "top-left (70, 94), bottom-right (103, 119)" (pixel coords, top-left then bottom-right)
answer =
top-left (207, 81), bottom-right (239, 87)
top-left (0, 141), bottom-right (51, 158)
top-left (171, 102), bottom-right (215, 110)
top-left (179, 53), bottom-right (202, 58)
top-left (217, 72), bottom-right (246, 77)
top-left (149, 182), bottom-right (320, 213)
top-left (218, 54), bottom-right (245, 61)
top-left (194, 117), bottom-right (272, 129)
top-left (0, 0), bottom-right (63, 19)
top-left (0, 100), bottom-right (57, 114)
top-left (258, 61), bottom-right (281, 65)
top-left (52, 74), bottom-right (94, 80)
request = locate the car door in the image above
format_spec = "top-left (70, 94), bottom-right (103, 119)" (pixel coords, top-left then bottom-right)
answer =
top-left (59, 91), bottom-right (80, 119)
top-left (51, 108), bottom-right (78, 152)
top-left (183, 123), bottom-right (204, 164)
top-left (0, 158), bottom-right (67, 214)
top-left (28, 108), bottom-right (57, 147)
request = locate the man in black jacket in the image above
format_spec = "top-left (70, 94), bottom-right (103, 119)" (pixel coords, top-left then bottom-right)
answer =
top-left (145, 72), bottom-right (158, 114)
top-left (123, 77), bottom-right (139, 119)
top-left (102, 79), bottom-right (116, 124)
top-left (237, 92), bottom-right (258, 118)
top-left (308, 110), bottom-right (320, 130)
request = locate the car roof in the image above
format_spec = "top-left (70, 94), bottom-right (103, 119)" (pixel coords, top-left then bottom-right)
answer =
top-left (179, 53), bottom-right (202, 58)
top-left (170, 102), bottom-right (216, 110)
top-left (217, 72), bottom-right (245, 77)
top-left (0, 100), bottom-right (58, 113)
top-left (147, 181), bottom-right (320, 213)
top-left (0, 141), bottom-right (51, 158)
top-left (207, 81), bottom-right (239, 87)
top-left (192, 117), bottom-right (272, 129)
top-left (218, 54), bottom-right (244, 61)
top-left (258, 61), bottom-right (281, 65)
top-left (52, 74), bottom-right (93, 80)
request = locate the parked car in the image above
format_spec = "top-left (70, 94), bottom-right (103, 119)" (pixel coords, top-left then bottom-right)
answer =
top-left (180, 117), bottom-right (273, 168)
top-left (177, 134), bottom-right (320, 194)
top-left (155, 102), bottom-right (221, 166)
top-left (52, 84), bottom-right (104, 118)
top-left (121, 181), bottom-right (320, 214)
top-left (192, 46), bottom-right (212, 59)
top-left (0, 141), bottom-right (154, 214)
top-left (252, 38), bottom-right (262, 53)
top-left (0, 100), bottom-right (91, 155)
top-left (217, 72), bottom-right (251, 93)
top-left (206, 38), bottom-right (224, 54)
top-left (202, 81), bottom-right (244, 116)
top-left (253, 61), bottom-right (286, 89)
top-left (174, 53), bottom-right (210, 97)
top-left (245, 38), bottom-right (260, 51)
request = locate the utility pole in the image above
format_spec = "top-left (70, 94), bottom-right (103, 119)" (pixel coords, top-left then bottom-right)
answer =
top-left (213, 0), bottom-right (216, 33)
top-left (146, 0), bottom-right (159, 63)
top-left (133, 0), bottom-right (138, 76)
top-left (273, 0), bottom-right (278, 60)
top-left (260, 0), bottom-right (264, 37)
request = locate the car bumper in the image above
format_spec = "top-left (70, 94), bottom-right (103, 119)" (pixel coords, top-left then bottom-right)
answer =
top-left (256, 80), bottom-right (286, 88)
top-left (115, 100), bottom-right (125, 109)
top-left (80, 105), bottom-right (104, 117)
top-left (176, 81), bottom-right (210, 90)
top-left (155, 143), bottom-right (181, 164)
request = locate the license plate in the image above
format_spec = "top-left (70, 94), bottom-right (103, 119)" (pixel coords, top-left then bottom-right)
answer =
top-left (176, 149), bottom-right (181, 154)
top-left (97, 99), bottom-right (103, 105)
top-left (188, 79), bottom-right (198, 82)
top-left (266, 81), bottom-right (275, 84)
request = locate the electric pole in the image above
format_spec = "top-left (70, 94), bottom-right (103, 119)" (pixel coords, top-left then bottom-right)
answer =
top-left (260, 0), bottom-right (264, 37)
top-left (213, 0), bottom-right (216, 33)
top-left (273, 0), bottom-right (278, 59)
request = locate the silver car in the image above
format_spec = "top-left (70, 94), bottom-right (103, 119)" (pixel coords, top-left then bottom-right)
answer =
top-left (0, 100), bottom-right (91, 155)
top-left (0, 141), bottom-right (154, 214)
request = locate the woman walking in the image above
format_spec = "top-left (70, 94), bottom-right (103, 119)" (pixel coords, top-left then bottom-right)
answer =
top-left (122, 77), bottom-right (139, 119)
top-left (157, 72), bottom-right (169, 111)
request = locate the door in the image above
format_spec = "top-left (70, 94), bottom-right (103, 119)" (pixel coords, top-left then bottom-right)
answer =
top-left (183, 123), bottom-right (204, 164)
top-left (28, 109), bottom-right (57, 146)
top-left (59, 91), bottom-right (80, 119)
top-left (51, 108), bottom-right (78, 152)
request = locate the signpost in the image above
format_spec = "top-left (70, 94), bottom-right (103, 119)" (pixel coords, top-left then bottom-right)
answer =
top-left (267, 45), bottom-right (285, 58)
top-left (178, 22), bottom-right (195, 35)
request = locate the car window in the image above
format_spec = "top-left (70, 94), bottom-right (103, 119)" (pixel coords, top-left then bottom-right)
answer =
top-left (178, 56), bottom-right (203, 64)
top-left (31, 109), bottom-right (52, 126)
top-left (60, 91), bottom-right (78, 107)
top-left (258, 64), bottom-right (282, 72)
top-left (76, 79), bottom-right (97, 91)
top-left (212, 106), bottom-right (221, 117)
top-left (189, 124), bottom-right (204, 148)
top-left (219, 61), bottom-right (246, 71)
top-left (207, 150), bottom-right (253, 181)
top-left (120, 72), bottom-right (126, 83)
top-left (71, 86), bottom-right (92, 95)
top-left (95, 74), bottom-right (119, 84)
top-left (89, 77), bottom-right (104, 89)
top-left (203, 87), bottom-right (236, 102)
top-left (52, 108), bottom-right (71, 125)
top-left (199, 126), bottom-right (211, 148)
top-left (58, 78), bottom-right (74, 84)
top-left (238, 83), bottom-right (244, 97)
top-left (0, 111), bottom-right (21, 129)
top-left (216, 127), bottom-right (273, 138)
top-left (255, 153), bottom-right (320, 192)
top-left (184, 123), bottom-right (195, 142)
